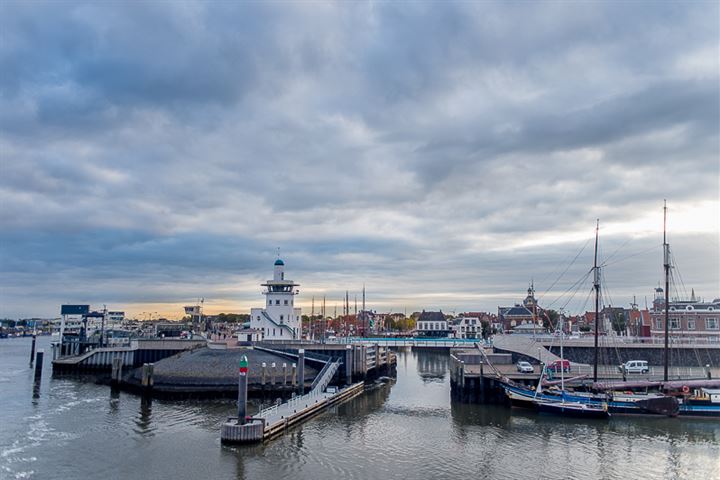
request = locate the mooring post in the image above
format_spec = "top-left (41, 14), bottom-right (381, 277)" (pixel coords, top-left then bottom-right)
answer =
top-left (283, 363), bottom-right (288, 386)
top-left (111, 357), bottom-right (123, 386)
top-left (30, 334), bottom-right (37, 367)
top-left (297, 349), bottom-right (305, 394)
top-left (707, 364), bottom-right (712, 380)
top-left (141, 363), bottom-right (154, 390)
top-left (261, 362), bottom-right (267, 388)
top-left (34, 349), bottom-right (44, 382)
top-left (238, 355), bottom-right (249, 425)
top-left (345, 345), bottom-right (352, 385)
top-left (291, 363), bottom-right (297, 387)
top-left (271, 362), bottom-right (276, 385)
top-left (480, 361), bottom-right (485, 403)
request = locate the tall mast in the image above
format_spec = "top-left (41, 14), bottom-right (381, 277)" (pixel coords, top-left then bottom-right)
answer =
top-left (593, 219), bottom-right (601, 383)
top-left (311, 296), bottom-right (315, 340)
top-left (663, 200), bottom-right (670, 382)
top-left (362, 284), bottom-right (366, 336)
top-left (322, 296), bottom-right (326, 344)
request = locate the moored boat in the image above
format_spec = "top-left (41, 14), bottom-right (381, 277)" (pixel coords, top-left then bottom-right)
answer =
top-left (536, 400), bottom-right (609, 419)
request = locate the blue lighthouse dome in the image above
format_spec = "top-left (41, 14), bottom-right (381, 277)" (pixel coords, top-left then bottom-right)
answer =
top-left (274, 259), bottom-right (285, 266)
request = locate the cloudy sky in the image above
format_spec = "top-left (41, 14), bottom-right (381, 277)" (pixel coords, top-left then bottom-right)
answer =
top-left (1, 1), bottom-right (718, 319)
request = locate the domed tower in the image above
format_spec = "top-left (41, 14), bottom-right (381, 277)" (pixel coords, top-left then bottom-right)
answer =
top-left (249, 258), bottom-right (301, 340)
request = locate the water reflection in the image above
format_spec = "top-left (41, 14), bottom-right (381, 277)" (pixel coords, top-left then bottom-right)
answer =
top-left (414, 350), bottom-right (449, 382)
top-left (135, 396), bottom-right (153, 436)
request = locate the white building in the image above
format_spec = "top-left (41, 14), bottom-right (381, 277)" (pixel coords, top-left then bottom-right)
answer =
top-left (250, 258), bottom-right (301, 341)
top-left (451, 316), bottom-right (480, 339)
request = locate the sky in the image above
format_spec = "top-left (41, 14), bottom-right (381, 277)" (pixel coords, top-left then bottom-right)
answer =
top-left (1, 1), bottom-right (718, 320)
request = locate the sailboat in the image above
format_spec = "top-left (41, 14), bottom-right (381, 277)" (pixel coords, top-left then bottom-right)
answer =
top-left (658, 202), bottom-right (720, 417)
top-left (503, 218), bottom-right (679, 416)
top-left (533, 314), bottom-right (610, 419)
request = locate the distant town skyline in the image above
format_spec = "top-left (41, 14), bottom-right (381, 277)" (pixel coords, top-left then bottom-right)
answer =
top-left (1, 1), bottom-right (718, 319)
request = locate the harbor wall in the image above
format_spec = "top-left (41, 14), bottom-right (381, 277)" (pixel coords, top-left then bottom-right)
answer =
top-left (546, 345), bottom-right (720, 367)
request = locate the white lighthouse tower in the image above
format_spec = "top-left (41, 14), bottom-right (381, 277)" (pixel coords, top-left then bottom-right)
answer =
top-left (250, 258), bottom-right (301, 340)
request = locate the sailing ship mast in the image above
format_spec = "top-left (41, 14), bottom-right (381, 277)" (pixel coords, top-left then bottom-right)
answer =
top-left (663, 200), bottom-right (670, 382)
top-left (593, 219), bottom-right (601, 383)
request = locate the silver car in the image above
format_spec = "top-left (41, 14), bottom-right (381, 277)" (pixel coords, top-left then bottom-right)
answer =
top-left (516, 361), bottom-right (534, 373)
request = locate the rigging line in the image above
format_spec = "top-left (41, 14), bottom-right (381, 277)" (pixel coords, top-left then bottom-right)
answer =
top-left (543, 268), bottom-right (593, 310)
top-left (538, 236), bottom-right (592, 302)
top-left (672, 254), bottom-right (690, 301)
top-left (600, 243), bottom-right (662, 268)
top-left (559, 270), bottom-right (593, 312)
top-left (601, 236), bottom-right (634, 267)
top-left (577, 286), bottom-right (595, 315)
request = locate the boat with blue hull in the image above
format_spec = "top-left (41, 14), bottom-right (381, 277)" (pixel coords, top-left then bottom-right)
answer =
top-left (503, 383), bottom-right (679, 416)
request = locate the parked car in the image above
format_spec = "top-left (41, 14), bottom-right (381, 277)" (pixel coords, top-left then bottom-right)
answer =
top-left (618, 360), bottom-right (649, 374)
top-left (548, 359), bottom-right (571, 373)
top-left (516, 361), bottom-right (534, 373)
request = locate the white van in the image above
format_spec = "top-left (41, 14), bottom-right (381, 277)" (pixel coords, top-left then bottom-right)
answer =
top-left (619, 360), bottom-right (649, 374)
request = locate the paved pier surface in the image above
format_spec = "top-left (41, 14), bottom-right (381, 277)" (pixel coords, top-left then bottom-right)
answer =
top-left (126, 347), bottom-right (319, 394)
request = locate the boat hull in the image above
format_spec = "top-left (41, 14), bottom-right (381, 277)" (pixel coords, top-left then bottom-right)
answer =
top-left (536, 401), bottom-right (609, 419)
top-left (502, 383), bottom-right (679, 416)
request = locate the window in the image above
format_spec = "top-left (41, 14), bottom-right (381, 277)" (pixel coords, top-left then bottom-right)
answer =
top-left (276, 300), bottom-right (280, 305)
top-left (280, 315), bottom-right (284, 322)
top-left (273, 328), bottom-right (276, 336)
top-left (688, 319), bottom-right (695, 330)
top-left (284, 300), bottom-right (288, 305)
top-left (257, 316), bottom-right (260, 321)
top-left (655, 319), bottom-right (662, 329)
top-left (670, 318), bottom-right (679, 330)
top-left (707, 318), bottom-right (719, 330)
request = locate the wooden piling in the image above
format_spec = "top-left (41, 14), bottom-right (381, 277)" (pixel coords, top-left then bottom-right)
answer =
top-left (34, 350), bottom-right (44, 382)
top-left (30, 334), bottom-right (36, 366)
top-left (141, 363), bottom-right (154, 390)
top-left (111, 357), bottom-right (123, 385)
top-left (345, 345), bottom-right (353, 385)
top-left (33, 350), bottom-right (44, 398)
top-left (297, 350), bottom-right (305, 394)
top-left (283, 362), bottom-right (288, 386)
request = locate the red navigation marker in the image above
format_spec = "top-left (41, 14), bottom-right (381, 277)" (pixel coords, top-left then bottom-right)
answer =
top-left (239, 355), bottom-right (249, 376)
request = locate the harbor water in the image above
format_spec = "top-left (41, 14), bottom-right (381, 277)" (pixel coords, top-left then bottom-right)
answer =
top-left (1, 336), bottom-right (719, 480)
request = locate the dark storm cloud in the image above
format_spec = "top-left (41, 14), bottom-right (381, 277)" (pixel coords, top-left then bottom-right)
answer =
top-left (0, 0), bottom-right (718, 317)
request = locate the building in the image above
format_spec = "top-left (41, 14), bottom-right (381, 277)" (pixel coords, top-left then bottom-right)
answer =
top-left (250, 258), bottom-right (301, 341)
top-left (415, 311), bottom-right (449, 337)
top-left (650, 288), bottom-right (720, 341)
top-left (451, 316), bottom-right (480, 339)
top-left (498, 285), bottom-right (542, 332)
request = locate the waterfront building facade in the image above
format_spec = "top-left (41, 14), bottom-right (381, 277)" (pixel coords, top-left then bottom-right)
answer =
top-left (498, 285), bottom-right (542, 332)
top-left (451, 316), bottom-right (480, 339)
top-left (250, 259), bottom-right (301, 341)
top-left (415, 311), bottom-right (449, 337)
top-left (650, 288), bottom-right (720, 341)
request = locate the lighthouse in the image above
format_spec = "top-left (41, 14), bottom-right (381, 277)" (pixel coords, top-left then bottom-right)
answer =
top-left (249, 258), bottom-right (301, 340)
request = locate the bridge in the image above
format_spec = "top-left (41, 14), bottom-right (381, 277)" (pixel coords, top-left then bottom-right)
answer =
top-left (328, 337), bottom-right (492, 348)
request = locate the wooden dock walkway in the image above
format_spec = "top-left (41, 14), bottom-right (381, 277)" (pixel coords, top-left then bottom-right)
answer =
top-left (222, 360), bottom-right (365, 443)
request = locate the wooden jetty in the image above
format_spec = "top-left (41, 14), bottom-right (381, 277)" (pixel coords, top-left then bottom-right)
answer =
top-left (222, 360), bottom-right (365, 443)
